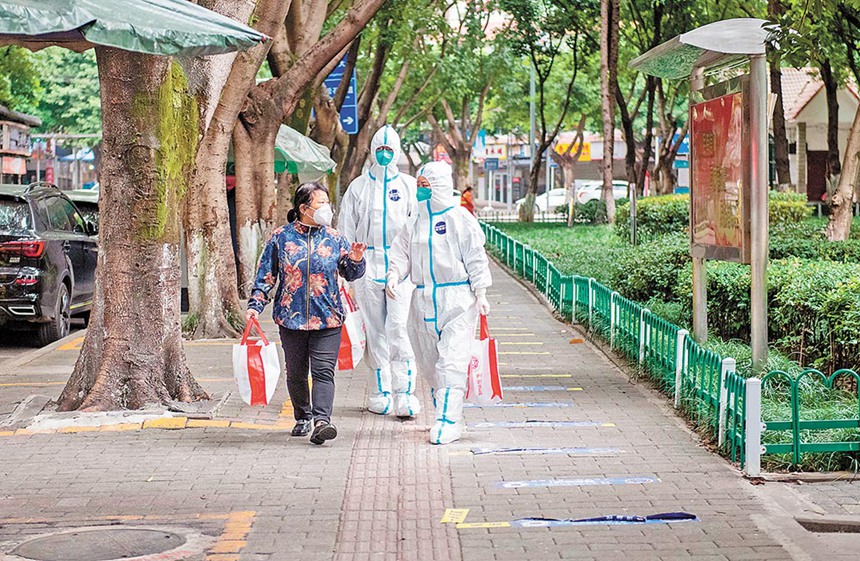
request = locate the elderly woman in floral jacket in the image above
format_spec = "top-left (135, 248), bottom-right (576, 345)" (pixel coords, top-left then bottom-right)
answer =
top-left (247, 182), bottom-right (366, 445)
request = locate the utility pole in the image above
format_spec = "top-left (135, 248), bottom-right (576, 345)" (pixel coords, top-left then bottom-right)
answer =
top-left (529, 61), bottom-right (536, 175)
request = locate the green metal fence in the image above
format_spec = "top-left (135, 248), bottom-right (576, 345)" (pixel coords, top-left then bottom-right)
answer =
top-left (481, 222), bottom-right (754, 469)
top-left (482, 222), bottom-right (860, 474)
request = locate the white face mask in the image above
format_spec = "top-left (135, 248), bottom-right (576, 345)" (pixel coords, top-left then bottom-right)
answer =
top-left (308, 203), bottom-right (333, 227)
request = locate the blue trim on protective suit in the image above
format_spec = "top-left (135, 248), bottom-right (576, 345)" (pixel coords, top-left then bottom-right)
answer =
top-left (375, 368), bottom-right (391, 414)
top-left (435, 388), bottom-right (455, 442)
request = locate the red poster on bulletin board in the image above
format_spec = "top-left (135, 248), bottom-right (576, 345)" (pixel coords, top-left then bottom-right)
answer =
top-left (689, 79), bottom-right (751, 264)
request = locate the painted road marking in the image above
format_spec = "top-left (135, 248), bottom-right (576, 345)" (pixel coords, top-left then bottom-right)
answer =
top-left (499, 351), bottom-right (551, 356)
top-left (440, 509), bottom-right (470, 524)
top-left (499, 342), bottom-right (544, 346)
top-left (501, 374), bottom-right (572, 378)
top-left (470, 447), bottom-right (621, 456)
top-left (492, 327), bottom-right (530, 332)
top-left (463, 402), bottom-right (573, 408)
top-left (494, 333), bottom-right (535, 337)
top-left (58, 336), bottom-right (85, 350)
top-left (467, 421), bottom-right (615, 429)
top-left (456, 521), bottom-right (511, 529)
top-left (504, 386), bottom-right (582, 391)
top-left (495, 476), bottom-right (660, 489)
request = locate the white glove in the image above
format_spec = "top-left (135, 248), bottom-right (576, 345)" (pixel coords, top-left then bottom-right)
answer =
top-left (475, 287), bottom-right (490, 316)
top-left (385, 270), bottom-right (399, 300)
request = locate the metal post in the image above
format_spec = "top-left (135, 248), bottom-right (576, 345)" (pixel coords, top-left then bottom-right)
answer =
top-left (529, 62), bottom-right (536, 176)
top-left (674, 329), bottom-right (689, 409)
top-left (750, 54), bottom-right (769, 373)
top-left (718, 357), bottom-right (736, 448)
top-left (692, 257), bottom-right (707, 343)
top-left (610, 292), bottom-right (617, 349)
top-left (744, 378), bottom-right (762, 477)
top-left (629, 182), bottom-right (637, 245)
top-left (638, 308), bottom-right (647, 367)
top-left (587, 278), bottom-right (594, 329)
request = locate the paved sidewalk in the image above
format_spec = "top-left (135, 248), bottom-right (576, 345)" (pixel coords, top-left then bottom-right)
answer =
top-left (0, 260), bottom-right (852, 560)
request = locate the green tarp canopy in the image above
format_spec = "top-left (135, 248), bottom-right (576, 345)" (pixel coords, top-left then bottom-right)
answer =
top-left (0, 0), bottom-right (267, 56)
top-left (229, 125), bottom-right (336, 181)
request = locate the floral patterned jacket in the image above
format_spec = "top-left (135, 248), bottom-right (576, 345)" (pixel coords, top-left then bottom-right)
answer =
top-left (248, 221), bottom-right (366, 330)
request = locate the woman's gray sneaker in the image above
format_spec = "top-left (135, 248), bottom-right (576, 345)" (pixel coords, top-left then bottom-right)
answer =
top-left (310, 420), bottom-right (337, 445)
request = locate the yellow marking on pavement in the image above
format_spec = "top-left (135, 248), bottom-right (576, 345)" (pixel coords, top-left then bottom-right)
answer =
top-left (495, 333), bottom-right (535, 337)
top-left (491, 327), bottom-right (530, 331)
top-left (279, 399), bottom-right (293, 419)
top-left (206, 511), bottom-right (256, 560)
top-left (499, 351), bottom-right (551, 355)
top-left (0, 430), bottom-right (15, 437)
top-left (440, 508), bottom-right (470, 524)
top-left (58, 336), bottom-right (84, 350)
top-left (501, 374), bottom-right (572, 378)
top-left (228, 421), bottom-right (278, 430)
top-left (143, 417), bottom-right (188, 430)
top-left (456, 521), bottom-right (511, 529)
top-left (59, 425), bottom-right (100, 433)
top-left (187, 419), bottom-right (231, 429)
top-left (499, 341), bottom-right (544, 346)
top-left (567, 387), bottom-right (584, 391)
top-left (99, 423), bottom-right (142, 432)
top-left (448, 450), bottom-right (473, 456)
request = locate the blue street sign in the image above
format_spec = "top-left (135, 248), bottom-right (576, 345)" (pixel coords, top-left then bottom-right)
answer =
top-left (673, 159), bottom-right (689, 169)
top-left (484, 158), bottom-right (500, 171)
top-left (325, 56), bottom-right (359, 134)
top-left (673, 133), bottom-right (690, 155)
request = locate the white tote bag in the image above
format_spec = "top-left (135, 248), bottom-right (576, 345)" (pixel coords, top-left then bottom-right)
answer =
top-left (466, 314), bottom-right (503, 405)
top-left (337, 285), bottom-right (366, 370)
top-left (233, 316), bottom-right (281, 406)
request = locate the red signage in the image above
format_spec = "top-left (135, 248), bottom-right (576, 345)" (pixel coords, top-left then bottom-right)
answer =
top-left (45, 166), bottom-right (54, 183)
top-left (690, 83), bottom-right (751, 264)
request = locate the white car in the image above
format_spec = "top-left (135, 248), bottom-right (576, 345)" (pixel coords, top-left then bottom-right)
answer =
top-left (515, 188), bottom-right (569, 213)
top-left (574, 180), bottom-right (630, 204)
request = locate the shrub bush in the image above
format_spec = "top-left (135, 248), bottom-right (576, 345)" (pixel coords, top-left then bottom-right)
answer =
top-left (615, 191), bottom-right (812, 242)
top-left (607, 232), bottom-right (689, 302)
top-left (770, 191), bottom-right (814, 225)
top-left (615, 194), bottom-right (689, 241)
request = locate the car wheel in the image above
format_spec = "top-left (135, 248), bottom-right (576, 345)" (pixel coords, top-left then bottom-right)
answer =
top-left (37, 283), bottom-right (71, 346)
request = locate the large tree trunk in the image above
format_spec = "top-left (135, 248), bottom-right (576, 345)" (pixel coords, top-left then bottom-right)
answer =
top-left (769, 0), bottom-right (791, 190)
top-left (821, 60), bottom-right (842, 197)
top-left (826, 106), bottom-right (860, 240)
top-left (233, 113), bottom-right (278, 298)
top-left (600, 0), bottom-right (620, 223)
top-left (57, 50), bottom-right (207, 411)
top-left (182, 0), bottom-right (290, 338)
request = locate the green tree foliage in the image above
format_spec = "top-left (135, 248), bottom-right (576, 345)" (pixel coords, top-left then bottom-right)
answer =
top-left (0, 46), bottom-right (42, 115)
top-left (31, 47), bottom-right (101, 133)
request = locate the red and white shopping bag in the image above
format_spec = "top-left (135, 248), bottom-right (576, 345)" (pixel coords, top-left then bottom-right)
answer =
top-left (466, 314), bottom-right (504, 404)
top-left (337, 285), bottom-right (366, 370)
top-left (232, 316), bottom-right (281, 406)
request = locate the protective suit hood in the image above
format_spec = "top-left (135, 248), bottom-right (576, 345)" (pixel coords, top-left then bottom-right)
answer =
top-left (370, 125), bottom-right (402, 174)
top-left (418, 161), bottom-right (454, 212)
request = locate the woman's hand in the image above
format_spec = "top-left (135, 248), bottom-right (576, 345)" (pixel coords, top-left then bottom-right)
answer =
top-left (245, 309), bottom-right (259, 323)
top-left (348, 242), bottom-right (367, 263)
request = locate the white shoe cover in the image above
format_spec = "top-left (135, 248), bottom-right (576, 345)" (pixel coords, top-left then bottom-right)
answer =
top-left (393, 393), bottom-right (420, 417)
top-left (429, 421), bottom-right (463, 445)
top-left (367, 393), bottom-right (392, 415)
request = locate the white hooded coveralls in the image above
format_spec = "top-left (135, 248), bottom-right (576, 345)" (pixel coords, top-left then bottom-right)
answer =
top-left (339, 125), bottom-right (419, 417)
top-left (388, 161), bottom-right (492, 444)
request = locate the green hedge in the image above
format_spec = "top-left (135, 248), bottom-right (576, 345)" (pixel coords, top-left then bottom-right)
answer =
top-left (615, 192), bottom-right (812, 242)
top-left (615, 195), bottom-right (689, 241)
top-left (675, 259), bottom-right (860, 372)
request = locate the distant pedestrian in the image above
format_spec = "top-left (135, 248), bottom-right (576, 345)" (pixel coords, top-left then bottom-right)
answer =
top-left (460, 185), bottom-right (475, 215)
top-left (246, 182), bottom-right (367, 445)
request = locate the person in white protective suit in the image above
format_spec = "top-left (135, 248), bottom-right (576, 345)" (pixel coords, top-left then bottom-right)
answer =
top-left (385, 161), bottom-right (492, 444)
top-left (339, 125), bottom-right (420, 417)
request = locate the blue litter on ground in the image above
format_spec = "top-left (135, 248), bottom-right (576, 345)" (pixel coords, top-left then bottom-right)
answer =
top-left (496, 476), bottom-right (660, 489)
top-left (467, 420), bottom-right (608, 429)
top-left (510, 512), bottom-right (698, 528)
top-left (463, 402), bottom-right (573, 408)
top-left (471, 447), bottom-right (621, 456)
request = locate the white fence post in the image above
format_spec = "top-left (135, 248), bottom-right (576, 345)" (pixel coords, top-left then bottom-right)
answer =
top-left (744, 378), bottom-right (763, 477)
top-left (718, 357), bottom-right (736, 448)
top-left (674, 329), bottom-right (689, 409)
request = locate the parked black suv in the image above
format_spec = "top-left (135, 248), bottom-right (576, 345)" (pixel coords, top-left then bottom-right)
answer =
top-left (0, 183), bottom-right (98, 345)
